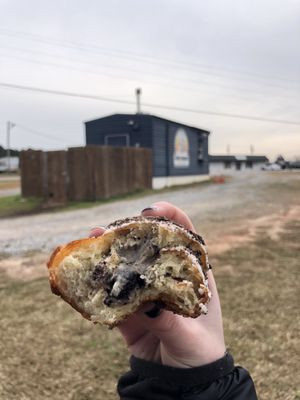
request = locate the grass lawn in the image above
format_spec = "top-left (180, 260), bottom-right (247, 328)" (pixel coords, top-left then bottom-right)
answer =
top-left (0, 196), bottom-right (43, 218)
top-left (0, 218), bottom-right (299, 399)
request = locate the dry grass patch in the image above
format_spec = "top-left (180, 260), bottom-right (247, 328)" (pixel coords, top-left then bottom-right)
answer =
top-left (0, 274), bottom-right (129, 400)
top-left (212, 220), bottom-right (300, 400)
top-left (0, 221), bottom-right (299, 399)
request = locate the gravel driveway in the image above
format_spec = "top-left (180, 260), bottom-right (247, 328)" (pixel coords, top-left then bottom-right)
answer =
top-left (0, 172), bottom-right (298, 256)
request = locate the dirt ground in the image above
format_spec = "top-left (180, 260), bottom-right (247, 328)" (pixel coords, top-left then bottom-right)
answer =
top-left (0, 171), bottom-right (299, 399)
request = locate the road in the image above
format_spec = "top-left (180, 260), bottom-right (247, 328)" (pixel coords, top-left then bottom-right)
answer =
top-left (1, 171), bottom-right (299, 257)
top-left (0, 188), bottom-right (20, 197)
top-left (0, 174), bottom-right (20, 197)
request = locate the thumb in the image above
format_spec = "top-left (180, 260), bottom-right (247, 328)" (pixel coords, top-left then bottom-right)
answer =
top-left (141, 201), bottom-right (195, 231)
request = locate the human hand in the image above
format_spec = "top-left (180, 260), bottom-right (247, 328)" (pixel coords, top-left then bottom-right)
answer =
top-left (90, 202), bottom-right (226, 368)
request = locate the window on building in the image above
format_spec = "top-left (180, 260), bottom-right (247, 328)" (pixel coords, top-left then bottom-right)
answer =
top-left (224, 161), bottom-right (231, 169)
top-left (197, 134), bottom-right (204, 161)
top-left (104, 134), bottom-right (129, 147)
top-left (246, 160), bottom-right (253, 169)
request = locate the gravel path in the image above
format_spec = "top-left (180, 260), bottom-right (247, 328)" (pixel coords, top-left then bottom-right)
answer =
top-left (0, 172), bottom-right (297, 256)
top-left (0, 175), bottom-right (20, 197)
top-left (0, 175), bottom-right (20, 181)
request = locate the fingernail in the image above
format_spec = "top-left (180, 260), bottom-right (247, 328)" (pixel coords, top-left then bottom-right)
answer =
top-left (141, 206), bottom-right (158, 213)
top-left (145, 305), bottom-right (161, 318)
top-left (91, 225), bottom-right (106, 230)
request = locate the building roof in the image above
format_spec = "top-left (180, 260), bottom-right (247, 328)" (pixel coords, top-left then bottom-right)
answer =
top-left (84, 113), bottom-right (210, 135)
top-left (209, 155), bottom-right (269, 162)
top-left (246, 155), bottom-right (269, 162)
top-left (209, 155), bottom-right (236, 162)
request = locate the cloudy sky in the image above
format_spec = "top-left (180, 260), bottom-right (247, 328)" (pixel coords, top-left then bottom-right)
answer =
top-left (0, 0), bottom-right (299, 159)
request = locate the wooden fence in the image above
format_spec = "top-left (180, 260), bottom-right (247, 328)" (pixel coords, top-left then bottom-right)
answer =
top-left (20, 146), bottom-right (152, 204)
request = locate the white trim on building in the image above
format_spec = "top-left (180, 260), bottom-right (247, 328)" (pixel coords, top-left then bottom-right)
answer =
top-left (152, 174), bottom-right (209, 189)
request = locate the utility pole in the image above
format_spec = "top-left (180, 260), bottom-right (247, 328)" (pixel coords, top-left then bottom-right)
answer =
top-left (6, 121), bottom-right (15, 172)
top-left (226, 144), bottom-right (230, 155)
top-left (250, 144), bottom-right (254, 155)
top-left (135, 88), bottom-right (142, 114)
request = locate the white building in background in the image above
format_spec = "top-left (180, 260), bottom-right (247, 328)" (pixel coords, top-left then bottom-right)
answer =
top-left (209, 155), bottom-right (269, 174)
top-left (0, 157), bottom-right (19, 172)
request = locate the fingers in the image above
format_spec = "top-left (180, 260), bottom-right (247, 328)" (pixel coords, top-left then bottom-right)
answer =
top-left (144, 305), bottom-right (162, 318)
top-left (142, 201), bottom-right (195, 231)
top-left (137, 308), bottom-right (192, 346)
top-left (89, 201), bottom-right (194, 237)
top-left (89, 226), bottom-right (106, 238)
top-left (119, 302), bottom-right (190, 352)
top-left (117, 313), bottom-right (149, 346)
top-left (119, 303), bottom-right (162, 345)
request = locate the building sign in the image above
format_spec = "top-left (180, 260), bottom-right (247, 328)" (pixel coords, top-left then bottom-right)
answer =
top-left (173, 128), bottom-right (190, 168)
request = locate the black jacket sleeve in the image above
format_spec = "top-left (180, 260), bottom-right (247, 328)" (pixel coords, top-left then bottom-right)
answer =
top-left (117, 353), bottom-right (258, 400)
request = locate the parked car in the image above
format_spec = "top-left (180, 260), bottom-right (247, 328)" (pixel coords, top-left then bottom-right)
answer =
top-left (261, 162), bottom-right (281, 171)
top-left (0, 156), bottom-right (19, 172)
top-left (288, 161), bottom-right (300, 169)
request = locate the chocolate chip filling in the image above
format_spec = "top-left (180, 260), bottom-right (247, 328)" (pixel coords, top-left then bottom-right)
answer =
top-left (90, 231), bottom-right (160, 306)
top-left (103, 269), bottom-right (145, 306)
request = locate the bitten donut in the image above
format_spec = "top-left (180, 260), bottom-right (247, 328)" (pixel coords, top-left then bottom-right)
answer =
top-left (47, 216), bottom-right (211, 328)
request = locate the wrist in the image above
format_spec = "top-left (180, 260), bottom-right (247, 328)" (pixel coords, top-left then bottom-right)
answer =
top-left (159, 338), bottom-right (226, 368)
top-left (192, 344), bottom-right (227, 367)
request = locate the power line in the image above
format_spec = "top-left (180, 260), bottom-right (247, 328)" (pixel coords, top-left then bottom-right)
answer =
top-left (1, 28), bottom-right (299, 89)
top-left (0, 82), bottom-right (134, 105)
top-left (1, 81), bottom-right (300, 126)
top-left (14, 122), bottom-right (70, 144)
top-left (1, 45), bottom-right (299, 100)
top-left (2, 49), bottom-right (298, 104)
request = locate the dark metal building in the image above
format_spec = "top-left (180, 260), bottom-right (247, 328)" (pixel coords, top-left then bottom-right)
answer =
top-left (85, 113), bottom-right (210, 188)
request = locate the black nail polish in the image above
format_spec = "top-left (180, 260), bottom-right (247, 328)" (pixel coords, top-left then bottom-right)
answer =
top-left (142, 206), bottom-right (157, 213)
top-left (145, 305), bottom-right (161, 318)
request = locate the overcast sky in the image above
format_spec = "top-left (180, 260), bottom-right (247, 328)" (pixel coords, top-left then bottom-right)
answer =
top-left (0, 0), bottom-right (299, 159)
